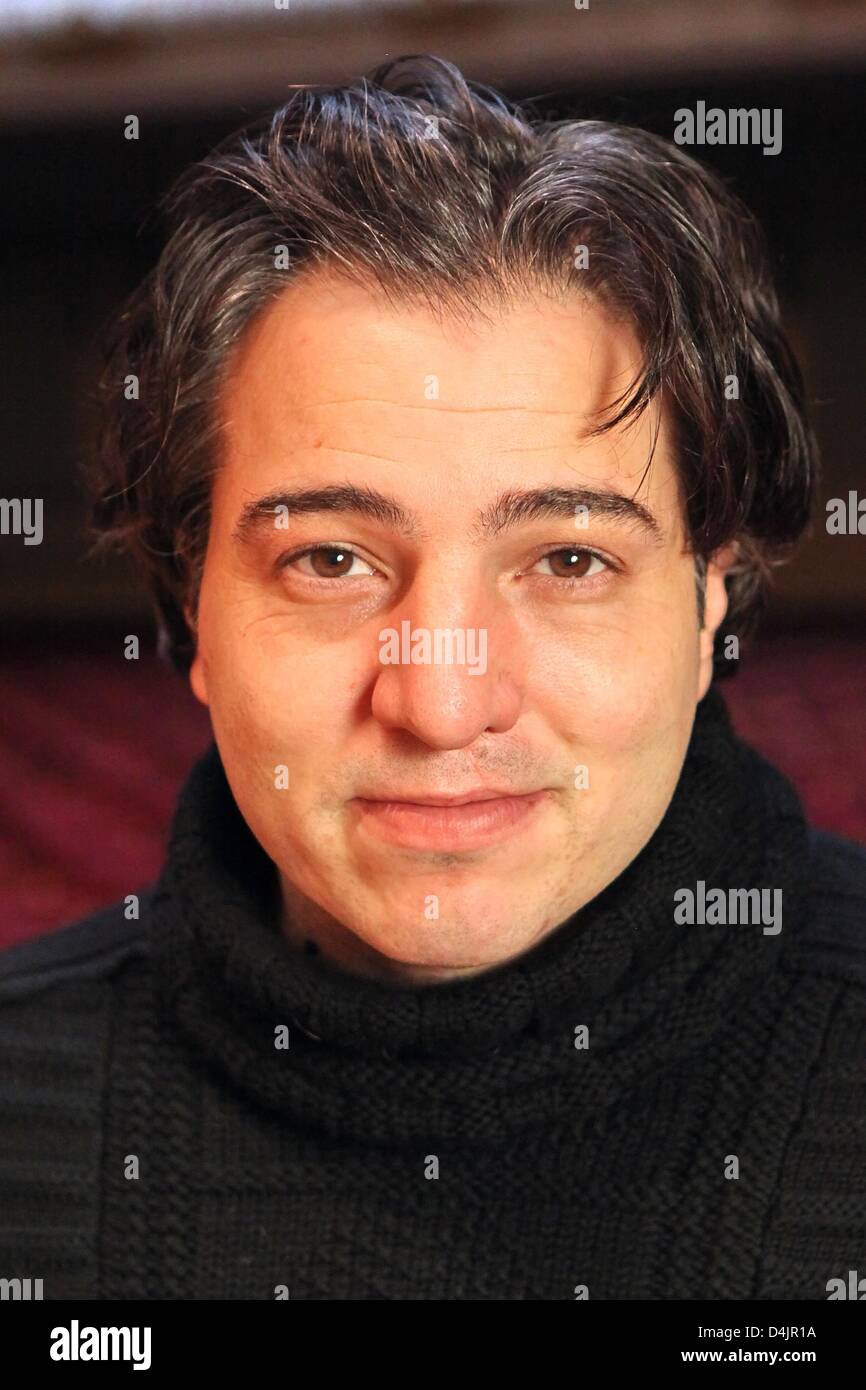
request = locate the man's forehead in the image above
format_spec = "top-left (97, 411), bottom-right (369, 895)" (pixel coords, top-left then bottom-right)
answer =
top-left (221, 273), bottom-right (649, 427)
top-left (214, 272), bottom-right (681, 535)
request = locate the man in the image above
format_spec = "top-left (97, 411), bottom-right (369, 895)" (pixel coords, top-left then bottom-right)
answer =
top-left (2, 54), bottom-right (864, 1301)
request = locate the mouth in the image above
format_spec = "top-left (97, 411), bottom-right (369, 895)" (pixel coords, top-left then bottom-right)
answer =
top-left (358, 787), bottom-right (537, 807)
top-left (351, 790), bottom-right (550, 852)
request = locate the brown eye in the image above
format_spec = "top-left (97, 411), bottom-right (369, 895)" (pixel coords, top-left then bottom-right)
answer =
top-left (285, 545), bottom-right (376, 580)
top-left (307, 547), bottom-right (356, 578)
top-left (538, 548), bottom-right (602, 579)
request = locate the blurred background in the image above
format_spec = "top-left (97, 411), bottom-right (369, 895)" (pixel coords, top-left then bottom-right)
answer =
top-left (1, 0), bottom-right (864, 946)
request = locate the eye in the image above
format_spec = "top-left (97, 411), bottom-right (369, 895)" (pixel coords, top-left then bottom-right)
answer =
top-left (280, 545), bottom-right (377, 580)
top-left (530, 547), bottom-right (612, 582)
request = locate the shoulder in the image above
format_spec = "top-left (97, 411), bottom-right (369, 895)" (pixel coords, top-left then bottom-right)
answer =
top-left (786, 825), bottom-right (866, 987)
top-left (0, 890), bottom-right (153, 1004)
top-left (806, 824), bottom-right (866, 901)
top-left (744, 827), bottom-right (866, 1296)
top-left (0, 893), bottom-right (155, 1298)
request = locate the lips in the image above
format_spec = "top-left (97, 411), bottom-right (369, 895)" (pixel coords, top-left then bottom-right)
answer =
top-left (356, 789), bottom-right (536, 807)
top-left (351, 789), bottom-right (550, 852)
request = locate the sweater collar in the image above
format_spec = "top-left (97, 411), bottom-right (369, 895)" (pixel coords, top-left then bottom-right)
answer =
top-left (150, 686), bottom-right (810, 1144)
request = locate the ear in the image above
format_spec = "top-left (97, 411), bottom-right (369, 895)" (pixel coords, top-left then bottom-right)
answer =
top-left (697, 543), bottom-right (739, 701)
top-left (184, 600), bottom-right (209, 707)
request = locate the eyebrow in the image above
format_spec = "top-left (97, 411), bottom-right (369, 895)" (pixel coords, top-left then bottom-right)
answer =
top-left (232, 483), bottom-right (665, 546)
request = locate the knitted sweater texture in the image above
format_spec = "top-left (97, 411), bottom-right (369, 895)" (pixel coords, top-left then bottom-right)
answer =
top-left (1, 686), bottom-right (865, 1300)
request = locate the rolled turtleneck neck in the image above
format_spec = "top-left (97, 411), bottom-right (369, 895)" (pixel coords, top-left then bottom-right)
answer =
top-left (149, 686), bottom-right (810, 1145)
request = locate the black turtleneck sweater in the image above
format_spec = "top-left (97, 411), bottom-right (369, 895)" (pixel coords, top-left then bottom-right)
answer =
top-left (1, 686), bottom-right (865, 1300)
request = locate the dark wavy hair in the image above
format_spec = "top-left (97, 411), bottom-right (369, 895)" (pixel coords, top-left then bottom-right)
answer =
top-left (88, 53), bottom-right (818, 677)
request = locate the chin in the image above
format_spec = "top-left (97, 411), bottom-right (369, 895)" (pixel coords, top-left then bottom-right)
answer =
top-left (359, 911), bottom-right (540, 973)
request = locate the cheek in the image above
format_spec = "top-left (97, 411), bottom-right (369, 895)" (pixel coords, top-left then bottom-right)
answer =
top-left (524, 609), bottom-right (697, 819)
top-left (534, 605), bottom-right (696, 748)
top-left (198, 598), bottom-right (363, 770)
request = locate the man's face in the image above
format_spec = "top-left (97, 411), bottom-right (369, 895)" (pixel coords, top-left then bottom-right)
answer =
top-left (189, 271), bottom-right (733, 982)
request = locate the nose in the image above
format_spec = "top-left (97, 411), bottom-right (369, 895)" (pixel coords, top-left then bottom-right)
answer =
top-left (369, 573), bottom-right (523, 750)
